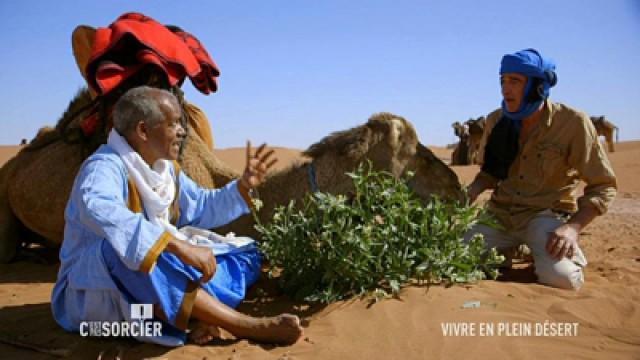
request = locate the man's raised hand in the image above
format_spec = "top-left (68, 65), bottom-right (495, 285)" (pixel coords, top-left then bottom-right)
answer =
top-left (240, 140), bottom-right (278, 190)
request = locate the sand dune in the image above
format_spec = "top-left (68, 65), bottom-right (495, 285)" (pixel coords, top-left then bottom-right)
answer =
top-left (0, 141), bottom-right (638, 359)
top-left (213, 146), bottom-right (304, 173)
top-left (0, 145), bottom-right (24, 167)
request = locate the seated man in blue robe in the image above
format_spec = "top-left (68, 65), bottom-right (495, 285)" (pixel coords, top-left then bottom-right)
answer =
top-left (51, 86), bottom-right (303, 346)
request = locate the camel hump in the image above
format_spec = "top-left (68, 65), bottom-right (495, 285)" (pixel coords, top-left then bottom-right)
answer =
top-left (184, 102), bottom-right (215, 151)
top-left (72, 25), bottom-right (97, 98)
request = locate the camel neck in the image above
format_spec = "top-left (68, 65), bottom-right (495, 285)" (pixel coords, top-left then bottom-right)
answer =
top-left (256, 157), bottom-right (357, 223)
top-left (306, 162), bottom-right (320, 192)
top-left (257, 161), bottom-right (315, 219)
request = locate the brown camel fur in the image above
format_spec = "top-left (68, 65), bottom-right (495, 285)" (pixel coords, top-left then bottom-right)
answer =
top-left (216, 113), bottom-right (464, 238)
top-left (590, 116), bottom-right (618, 152)
top-left (466, 116), bottom-right (485, 164)
top-left (450, 117), bottom-right (486, 165)
top-left (450, 121), bottom-right (469, 165)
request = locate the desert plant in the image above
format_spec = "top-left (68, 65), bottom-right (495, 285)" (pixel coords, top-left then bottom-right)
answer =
top-left (254, 162), bottom-right (503, 303)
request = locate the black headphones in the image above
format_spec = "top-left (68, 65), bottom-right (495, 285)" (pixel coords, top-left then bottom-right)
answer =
top-left (545, 69), bottom-right (558, 87)
top-left (520, 48), bottom-right (557, 101)
top-left (527, 70), bottom-right (557, 102)
top-left (527, 77), bottom-right (545, 102)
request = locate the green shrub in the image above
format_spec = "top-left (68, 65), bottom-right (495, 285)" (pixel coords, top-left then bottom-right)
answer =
top-left (254, 162), bottom-right (504, 303)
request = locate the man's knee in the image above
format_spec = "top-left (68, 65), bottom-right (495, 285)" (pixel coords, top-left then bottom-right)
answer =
top-left (464, 224), bottom-right (516, 268)
top-left (527, 216), bottom-right (564, 244)
top-left (464, 224), bottom-right (505, 247)
top-left (462, 228), bottom-right (476, 244)
top-left (535, 260), bottom-right (584, 290)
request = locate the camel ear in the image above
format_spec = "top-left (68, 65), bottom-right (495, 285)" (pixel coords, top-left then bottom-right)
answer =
top-left (72, 25), bottom-right (97, 98)
top-left (367, 113), bottom-right (412, 155)
top-left (386, 118), bottom-right (405, 151)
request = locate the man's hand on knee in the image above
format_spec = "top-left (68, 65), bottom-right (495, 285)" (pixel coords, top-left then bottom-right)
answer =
top-left (546, 223), bottom-right (580, 260)
top-left (167, 239), bottom-right (217, 283)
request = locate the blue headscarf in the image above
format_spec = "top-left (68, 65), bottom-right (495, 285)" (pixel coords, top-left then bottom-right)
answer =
top-left (499, 48), bottom-right (558, 122)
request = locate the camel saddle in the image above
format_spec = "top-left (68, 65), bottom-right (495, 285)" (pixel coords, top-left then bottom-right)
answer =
top-left (70, 12), bottom-right (217, 149)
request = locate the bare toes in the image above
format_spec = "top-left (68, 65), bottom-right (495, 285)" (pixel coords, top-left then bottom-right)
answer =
top-left (274, 314), bottom-right (303, 345)
top-left (189, 324), bottom-right (221, 345)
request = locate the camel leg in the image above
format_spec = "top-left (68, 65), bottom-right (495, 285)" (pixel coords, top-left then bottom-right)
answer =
top-left (0, 158), bottom-right (21, 263)
top-left (606, 132), bottom-right (615, 152)
top-left (0, 198), bottom-right (20, 263)
top-left (7, 140), bottom-right (82, 246)
top-left (468, 148), bottom-right (477, 165)
top-left (450, 147), bottom-right (458, 166)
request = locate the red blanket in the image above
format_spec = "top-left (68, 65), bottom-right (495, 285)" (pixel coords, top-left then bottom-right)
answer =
top-left (86, 12), bottom-right (220, 95)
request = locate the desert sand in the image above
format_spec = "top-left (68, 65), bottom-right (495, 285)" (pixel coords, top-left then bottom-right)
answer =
top-left (0, 141), bottom-right (638, 359)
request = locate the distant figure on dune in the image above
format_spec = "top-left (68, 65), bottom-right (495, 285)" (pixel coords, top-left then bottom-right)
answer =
top-left (19, 139), bottom-right (27, 145)
top-left (465, 48), bottom-right (617, 290)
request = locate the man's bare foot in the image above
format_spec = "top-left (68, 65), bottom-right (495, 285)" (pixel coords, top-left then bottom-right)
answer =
top-left (189, 321), bottom-right (221, 345)
top-left (235, 314), bottom-right (303, 345)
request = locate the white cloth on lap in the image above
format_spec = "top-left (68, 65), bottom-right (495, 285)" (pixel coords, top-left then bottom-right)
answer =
top-left (107, 129), bottom-right (255, 256)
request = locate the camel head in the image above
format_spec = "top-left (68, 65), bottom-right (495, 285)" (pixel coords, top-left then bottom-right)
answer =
top-left (217, 113), bottom-right (464, 238)
top-left (465, 116), bottom-right (485, 136)
top-left (304, 113), bottom-right (418, 182)
top-left (452, 121), bottom-right (469, 139)
top-left (406, 143), bottom-right (465, 202)
top-left (590, 115), bottom-right (605, 126)
top-left (302, 112), bottom-right (462, 203)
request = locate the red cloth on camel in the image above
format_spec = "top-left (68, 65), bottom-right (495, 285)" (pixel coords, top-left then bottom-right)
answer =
top-left (86, 12), bottom-right (220, 96)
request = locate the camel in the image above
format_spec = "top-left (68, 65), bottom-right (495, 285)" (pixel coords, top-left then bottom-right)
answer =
top-left (217, 114), bottom-right (465, 238)
top-left (465, 116), bottom-right (485, 165)
top-left (450, 121), bottom-right (469, 165)
top-left (590, 116), bottom-right (618, 152)
top-left (0, 89), bottom-right (464, 262)
top-left (450, 117), bottom-right (486, 166)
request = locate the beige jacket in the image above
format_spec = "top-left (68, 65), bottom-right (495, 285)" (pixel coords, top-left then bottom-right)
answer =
top-left (474, 100), bottom-right (617, 230)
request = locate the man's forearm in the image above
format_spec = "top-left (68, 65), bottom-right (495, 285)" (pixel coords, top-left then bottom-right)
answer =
top-left (468, 171), bottom-right (498, 202)
top-left (566, 203), bottom-right (600, 233)
top-left (166, 237), bottom-right (189, 258)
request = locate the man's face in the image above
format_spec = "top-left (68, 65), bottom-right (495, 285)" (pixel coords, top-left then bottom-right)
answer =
top-left (500, 72), bottom-right (527, 112)
top-left (145, 98), bottom-right (185, 162)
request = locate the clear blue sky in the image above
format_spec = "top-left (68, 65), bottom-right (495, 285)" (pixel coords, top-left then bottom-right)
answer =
top-left (1, 0), bottom-right (639, 148)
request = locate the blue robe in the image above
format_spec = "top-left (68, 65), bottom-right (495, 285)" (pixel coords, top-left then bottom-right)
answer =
top-left (51, 144), bottom-right (261, 346)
